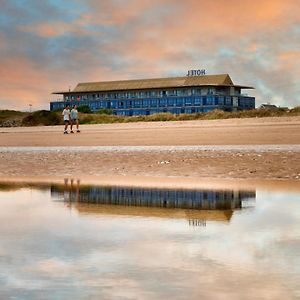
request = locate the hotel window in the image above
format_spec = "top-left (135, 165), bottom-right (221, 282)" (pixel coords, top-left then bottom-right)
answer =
top-left (218, 96), bottom-right (224, 105)
top-left (206, 96), bottom-right (214, 105)
top-left (151, 99), bottom-right (157, 106)
top-left (225, 96), bottom-right (231, 105)
top-left (208, 88), bottom-right (214, 95)
top-left (159, 99), bottom-right (166, 106)
top-left (194, 97), bottom-right (201, 105)
top-left (134, 100), bottom-right (141, 107)
top-left (143, 100), bottom-right (149, 106)
top-left (176, 98), bottom-right (183, 106)
top-left (168, 98), bottom-right (175, 106)
top-left (185, 97), bottom-right (192, 105)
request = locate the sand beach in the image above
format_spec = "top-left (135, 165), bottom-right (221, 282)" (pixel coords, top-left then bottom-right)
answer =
top-left (0, 116), bottom-right (299, 187)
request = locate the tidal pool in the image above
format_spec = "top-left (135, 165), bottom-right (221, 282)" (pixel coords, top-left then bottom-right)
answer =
top-left (0, 179), bottom-right (299, 300)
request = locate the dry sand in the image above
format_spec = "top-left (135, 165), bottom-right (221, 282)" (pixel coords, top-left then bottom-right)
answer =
top-left (1, 116), bottom-right (300, 146)
top-left (0, 116), bottom-right (300, 186)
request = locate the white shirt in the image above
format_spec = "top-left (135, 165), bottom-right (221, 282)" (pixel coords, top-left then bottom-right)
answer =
top-left (71, 109), bottom-right (78, 120)
top-left (62, 109), bottom-right (70, 121)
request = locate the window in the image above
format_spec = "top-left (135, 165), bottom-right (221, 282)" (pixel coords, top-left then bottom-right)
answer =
top-left (218, 96), bottom-right (224, 105)
top-left (194, 97), bottom-right (201, 105)
top-left (225, 96), bottom-right (232, 105)
top-left (185, 97), bottom-right (192, 105)
top-left (168, 98), bottom-right (175, 106)
top-left (143, 100), bottom-right (149, 106)
top-left (159, 99), bottom-right (166, 106)
top-left (176, 98), bottom-right (183, 106)
top-left (151, 99), bottom-right (157, 106)
top-left (195, 89), bottom-right (201, 96)
top-left (206, 96), bottom-right (214, 105)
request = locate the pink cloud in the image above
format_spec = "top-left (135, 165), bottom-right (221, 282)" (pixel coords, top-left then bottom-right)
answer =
top-left (1, 0), bottom-right (300, 109)
top-left (19, 20), bottom-right (90, 38)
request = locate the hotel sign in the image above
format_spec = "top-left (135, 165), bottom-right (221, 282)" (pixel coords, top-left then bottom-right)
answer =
top-left (186, 69), bottom-right (206, 76)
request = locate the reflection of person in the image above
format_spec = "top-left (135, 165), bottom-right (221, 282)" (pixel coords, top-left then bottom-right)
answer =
top-left (70, 105), bottom-right (80, 133)
top-left (63, 178), bottom-right (70, 203)
top-left (62, 105), bottom-right (71, 134)
top-left (70, 178), bottom-right (80, 202)
top-left (64, 178), bottom-right (81, 205)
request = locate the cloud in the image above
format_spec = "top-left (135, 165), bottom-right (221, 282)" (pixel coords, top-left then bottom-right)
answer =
top-left (0, 0), bottom-right (300, 110)
top-left (19, 21), bottom-right (89, 38)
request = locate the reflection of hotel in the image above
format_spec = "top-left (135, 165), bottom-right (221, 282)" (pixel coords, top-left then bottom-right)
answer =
top-left (51, 181), bottom-right (255, 210)
top-left (50, 74), bottom-right (255, 115)
top-left (51, 180), bottom-right (256, 224)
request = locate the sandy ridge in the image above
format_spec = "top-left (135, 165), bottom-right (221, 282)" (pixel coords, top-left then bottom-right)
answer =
top-left (1, 144), bottom-right (300, 153)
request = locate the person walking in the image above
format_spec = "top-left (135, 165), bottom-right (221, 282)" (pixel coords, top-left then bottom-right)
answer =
top-left (70, 105), bottom-right (80, 133)
top-left (62, 105), bottom-right (71, 134)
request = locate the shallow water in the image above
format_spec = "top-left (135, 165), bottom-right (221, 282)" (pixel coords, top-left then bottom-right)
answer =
top-left (0, 180), bottom-right (299, 300)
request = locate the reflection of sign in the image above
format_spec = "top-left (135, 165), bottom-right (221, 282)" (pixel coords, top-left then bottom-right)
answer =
top-left (187, 69), bottom-right (206, 76)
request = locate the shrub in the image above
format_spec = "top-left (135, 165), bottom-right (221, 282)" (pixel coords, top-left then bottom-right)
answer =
top-left (77, 105), bottom-right (92, 114)
top-left (21, 110), bottom-right (61, 126)
top-left (80, 115), bottom-right (94, 124)
top-left (0, 110), bottom-right (27, 121)
top-left (97, 108), bottom-right (113, 115)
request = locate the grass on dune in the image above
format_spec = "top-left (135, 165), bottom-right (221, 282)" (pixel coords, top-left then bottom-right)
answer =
top-left (1, 106), bottom-right (299, 127)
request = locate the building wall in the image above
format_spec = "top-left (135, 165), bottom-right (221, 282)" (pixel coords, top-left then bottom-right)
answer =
top-left (50, 86), bottom-right (255, 114)
top-left (51, 185), bottom-right (256, 210)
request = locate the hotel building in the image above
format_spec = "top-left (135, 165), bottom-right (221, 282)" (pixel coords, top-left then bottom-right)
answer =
top-left (50, 74), bottom-right (255, 115)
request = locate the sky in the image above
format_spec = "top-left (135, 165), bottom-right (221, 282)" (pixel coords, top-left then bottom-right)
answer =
top-left (0, 0), bottom-right (300, 111)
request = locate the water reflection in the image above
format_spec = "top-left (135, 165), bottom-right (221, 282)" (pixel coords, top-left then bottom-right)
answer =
top-left (49, 178), bottom-right (256, 226)
top-left (0, 179), bottom-right (300, 299)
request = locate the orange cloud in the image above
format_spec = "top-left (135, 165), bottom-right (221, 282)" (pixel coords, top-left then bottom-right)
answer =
top-left (19, 21), bottom-right (89, 38)
top-left (1, 0), bottom-right (300, 109)
top-left (84, 0), bottom-right (165, 25)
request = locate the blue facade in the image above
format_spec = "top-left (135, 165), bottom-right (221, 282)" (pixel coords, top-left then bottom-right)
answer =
top-left (51, 184), bottom-right (256, 210)
top-left (50, 93), bottom-right (255, 115)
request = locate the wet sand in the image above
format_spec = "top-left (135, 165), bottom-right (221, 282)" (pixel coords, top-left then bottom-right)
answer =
top-left (0, 117), bottom-right (299, 184)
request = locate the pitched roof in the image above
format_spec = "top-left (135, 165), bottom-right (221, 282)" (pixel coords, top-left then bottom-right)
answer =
top-left (53, 74), bottom-right (253, 94)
